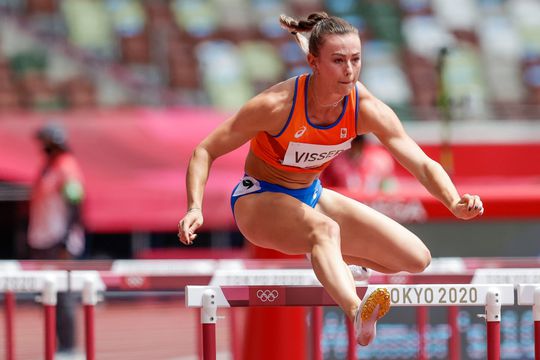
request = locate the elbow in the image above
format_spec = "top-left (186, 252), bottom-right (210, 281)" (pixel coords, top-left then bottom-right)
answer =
top-left (192, 145), bottom-right (215, 164)
top-left (418, 159), bottom-right (442, 184)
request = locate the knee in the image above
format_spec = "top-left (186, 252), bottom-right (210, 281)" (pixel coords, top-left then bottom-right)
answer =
top-left (309, 219), bottom-right (340, 247)
top-left (407, 246), bottom-right (432, 273)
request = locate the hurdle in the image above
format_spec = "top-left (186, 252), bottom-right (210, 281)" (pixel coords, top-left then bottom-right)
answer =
top-left (186, 284), bottom-right (514, 360)
top-left (0, 271), bottom-right (104, 360)
top-left (517, 284), bottom-right (540, 359)
top-left (0, 271), bottom-right (63, 360)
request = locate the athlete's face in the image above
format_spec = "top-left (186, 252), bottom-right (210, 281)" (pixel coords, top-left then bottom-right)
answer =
top-left (309, 33), bottom-right (361, 95)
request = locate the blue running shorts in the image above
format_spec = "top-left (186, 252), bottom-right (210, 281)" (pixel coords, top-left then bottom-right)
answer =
top-left (230, 175), bottom-right (323, 217)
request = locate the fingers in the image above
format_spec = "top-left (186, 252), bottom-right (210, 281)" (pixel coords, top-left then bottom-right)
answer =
top-left (177, 218), bottom-right (199, 245)
top-left (177, 220), bottom-right (186, 244)
top-left (465, 194), bottom-right (474, 210)
top-left (462, 193), bottom-right (484, 216)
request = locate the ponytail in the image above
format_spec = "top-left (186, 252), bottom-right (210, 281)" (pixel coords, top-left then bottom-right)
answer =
top-left (280, 13), bottom-right (328, 55)
top-left (279, 12), bottom-right (357, 56)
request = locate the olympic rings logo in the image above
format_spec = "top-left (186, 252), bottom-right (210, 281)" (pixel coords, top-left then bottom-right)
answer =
top-left (256, 289), bottom-right (279, 302)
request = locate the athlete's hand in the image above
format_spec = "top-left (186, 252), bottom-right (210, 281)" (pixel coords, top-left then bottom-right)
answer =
top-left (451, 194), bottom-right (484, 220)
top-left (178, 208), bottom-right (203, 245)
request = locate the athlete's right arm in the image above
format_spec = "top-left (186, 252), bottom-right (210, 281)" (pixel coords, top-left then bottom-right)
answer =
top-left (178, 81), bottom-right (293, 245)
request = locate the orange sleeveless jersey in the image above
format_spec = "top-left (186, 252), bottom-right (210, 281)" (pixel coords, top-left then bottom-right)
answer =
top-left (250, 74), bottom-right (359, 173)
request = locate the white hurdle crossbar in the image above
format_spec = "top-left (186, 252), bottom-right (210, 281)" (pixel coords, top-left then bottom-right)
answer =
top-left (186, 284), bottom-right (514, 360)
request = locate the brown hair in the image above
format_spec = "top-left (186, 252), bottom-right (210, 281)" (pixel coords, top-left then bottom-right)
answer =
top-left (280, 12), bottom-right (358, 56)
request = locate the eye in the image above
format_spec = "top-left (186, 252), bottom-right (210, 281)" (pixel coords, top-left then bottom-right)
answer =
top-left (334, 58), bottom-right (344, 64)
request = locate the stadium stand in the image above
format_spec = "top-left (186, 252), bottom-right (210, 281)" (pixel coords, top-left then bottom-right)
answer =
top-left (0, 0), bottom-right (539, 119)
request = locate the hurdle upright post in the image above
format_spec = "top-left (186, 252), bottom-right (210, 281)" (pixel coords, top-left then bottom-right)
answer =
top-left (311, 307), bottom-right (323, 360)
top-left (83, 278), bottom-right (99, 360)
top-left (447, 306), bottom-right (460, 360)
top-left (4, 291), bottom-right (15, 360)
top-left (42, 277), bottom-right (57, 360)
top-left (485, 288), bottom-right (501, 360)
top-left (417, 306), bottom-right (428, 360)
top-left (201, 289), bottom-right (217, 360)
top-left (534, 286), bottom-right (540, 360)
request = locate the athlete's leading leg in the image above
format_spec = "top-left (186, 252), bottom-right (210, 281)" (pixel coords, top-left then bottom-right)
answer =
top-left (234, 191), bottom-right (360, 320)
top-left (317, 188), bottom-right (432, 273)
top-left (317, 188), bottom-right (427, 345)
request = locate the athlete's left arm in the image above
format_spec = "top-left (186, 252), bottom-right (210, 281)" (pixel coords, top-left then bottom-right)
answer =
top-left (357, 84), bottom-right (483, 220)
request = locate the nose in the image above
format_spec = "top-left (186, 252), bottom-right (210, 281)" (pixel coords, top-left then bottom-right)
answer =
top-left (344, 61), bottom-right (353, 76)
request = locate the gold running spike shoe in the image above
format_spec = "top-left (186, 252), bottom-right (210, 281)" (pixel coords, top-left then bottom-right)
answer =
top-left (354, 288), bottom-right (391, 346)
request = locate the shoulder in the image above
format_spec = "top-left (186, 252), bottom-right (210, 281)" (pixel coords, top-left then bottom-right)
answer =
top-left (244, 77), bottom-right (297, 115)
top-left (355, 81), bottom-right (402, 136)
top-left (236, 77), bottom-right (298, 133)
top-left (356, 82), bottom-right (386, 121)
top-left (56, 153), bottom-right (83, 179)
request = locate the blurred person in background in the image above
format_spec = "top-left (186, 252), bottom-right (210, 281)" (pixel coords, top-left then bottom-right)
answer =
top-left (320, 134), bottom-right (398, 194)
top-left (178, 12), bottom-right (484, 346)
top-left (28, 122), bottom-right (85, 355)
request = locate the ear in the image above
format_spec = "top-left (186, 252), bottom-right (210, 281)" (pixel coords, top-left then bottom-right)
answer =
top-left (307, 53), bottom-right (318, 72)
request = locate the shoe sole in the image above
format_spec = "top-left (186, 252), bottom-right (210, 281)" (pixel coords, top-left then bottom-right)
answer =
top-left (360, 288), bottom-right (391, 322)
top-left (357, 288), bottom-right (391, 346)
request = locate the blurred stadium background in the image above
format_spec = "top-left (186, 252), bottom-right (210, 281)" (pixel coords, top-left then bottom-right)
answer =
top-left (0, 0), bottom-right (539, 359)
top-left (0, 0), bottom-right (539, 115)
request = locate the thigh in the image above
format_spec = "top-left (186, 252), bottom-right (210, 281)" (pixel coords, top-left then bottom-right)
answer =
top-left (316, 188), bottom-right (430, 272)
top-left (234, 191), bottom-right (335, 255)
